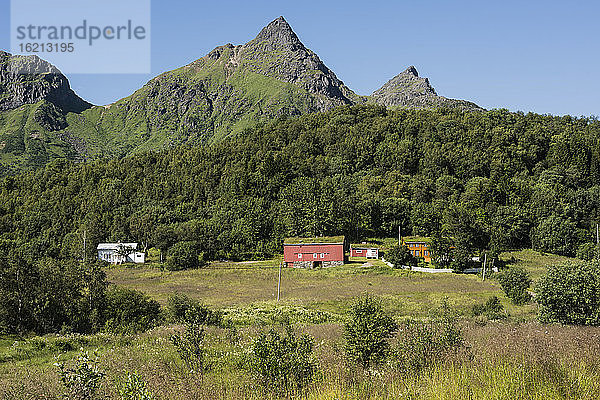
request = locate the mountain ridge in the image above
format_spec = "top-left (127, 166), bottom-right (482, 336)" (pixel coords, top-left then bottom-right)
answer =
top-left (0, 16), bottom-right (482, 175)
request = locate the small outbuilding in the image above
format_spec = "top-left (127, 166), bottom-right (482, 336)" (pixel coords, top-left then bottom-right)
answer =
top-left (97, 242), bottom-right (145, 264)
top-left (350, 245), bottom-right (379, 259)
top-left (283, 236), bottom-right (347, 268)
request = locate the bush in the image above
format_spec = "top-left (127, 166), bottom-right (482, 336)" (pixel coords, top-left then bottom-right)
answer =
top-left (103, 286), bottom-right (161, 334)
top-left (344, 294), bottom-right (397, 368)
top-left (166, 293), bottom-right (223, 326)
top-left (54, 349), bottom-right (104, 400)
top-left (171, 322), bottom-right (206, 374)
top-left (536, 261), bottom-right (600, 325)
top-left (577, 243), bottom-right (600, 261)
top-left (472, 296), bottom-right (506, 320)
top-left (166, 242), bottom-right (205, 271)
top-left (385, 245), bottom-right (416, 268)
top-left (116, 371), bottom-right (154, 400)
top-left (145, 247), bottom-right (162, 264)
top-left (249, 326), bottom-right (316, 394)
top-left (496, 266), bottom-right (532, 305)
top-left (392, 318), bottom-right (465, 371)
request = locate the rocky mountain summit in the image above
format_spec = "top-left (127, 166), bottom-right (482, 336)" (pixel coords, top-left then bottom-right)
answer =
top-left (370, 66), bottom-right (480, 111)
top-left (0, 51), bottom-right (90, 114)
top-left (235, 16), bottom-right (360, 109)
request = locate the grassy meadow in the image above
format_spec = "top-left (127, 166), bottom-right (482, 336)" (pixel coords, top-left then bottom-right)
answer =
top-left (1, 249), bottom-right (596, 399)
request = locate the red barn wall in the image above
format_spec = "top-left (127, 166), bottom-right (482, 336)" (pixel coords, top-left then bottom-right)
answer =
top-left (284, 243), bottom-right (344, 264)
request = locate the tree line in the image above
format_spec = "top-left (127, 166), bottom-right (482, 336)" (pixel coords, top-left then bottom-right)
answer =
top-left (0, 105), bottom-right (598, 266)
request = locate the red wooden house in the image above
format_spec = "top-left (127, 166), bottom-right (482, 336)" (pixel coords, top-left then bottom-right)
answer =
top-left (350, 246), bottom-right (379, 259)
top-left (283, 236), bottom-right (347, 268)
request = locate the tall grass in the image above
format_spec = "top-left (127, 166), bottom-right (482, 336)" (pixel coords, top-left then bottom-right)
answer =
top-left (2, 322), bottom-right (599, 399)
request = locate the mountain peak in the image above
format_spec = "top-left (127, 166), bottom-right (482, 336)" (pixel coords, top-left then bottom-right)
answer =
top-left (254, 16), bottom-right (302, 49)
top-left (371, 66), bottom-right (481, 111)
top-left (0, 52), bottom-right (90, 113)
top-left (403, 66), bottom-right (419, 77)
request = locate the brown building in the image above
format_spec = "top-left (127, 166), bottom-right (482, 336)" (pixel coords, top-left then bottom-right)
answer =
top-left (401, 236), bottom-right (432, 262)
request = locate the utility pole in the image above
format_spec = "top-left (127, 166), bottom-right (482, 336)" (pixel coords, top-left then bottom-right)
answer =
top-left (596, 222), bottom-right (600, 260)
top-left (277, 262), bottom-right (282, 301)
top-left (83, 230), bottom-right (87, 263)
top-left (482, 253), bottom-right (487, 281)
top-left (398, 225), bottom-right (401, 246)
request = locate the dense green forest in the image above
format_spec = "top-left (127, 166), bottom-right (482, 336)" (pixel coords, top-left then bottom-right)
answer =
top-left (0, 105), bottom-right (599, 264)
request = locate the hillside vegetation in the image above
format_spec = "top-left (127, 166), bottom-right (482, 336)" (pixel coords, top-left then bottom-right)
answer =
top-left (0, 105), bottom-right (598, 264)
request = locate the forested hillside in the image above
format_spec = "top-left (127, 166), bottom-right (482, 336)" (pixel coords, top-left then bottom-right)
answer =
top-left (0, 105), bottom-right (599, 263)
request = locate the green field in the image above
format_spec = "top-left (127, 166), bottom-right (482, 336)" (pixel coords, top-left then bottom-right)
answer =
top-left (1, 249), bottom-right (597, 399)
top-left (105, 258), bottom-right (526, 320)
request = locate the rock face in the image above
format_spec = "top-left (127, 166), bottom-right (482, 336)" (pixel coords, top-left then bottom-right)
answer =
top-left (0, 51), bottom-right (91, 114)
top-left (237, 16), bottom-right (360, 109)
top-left (370, 66), bottom-right (481, 111)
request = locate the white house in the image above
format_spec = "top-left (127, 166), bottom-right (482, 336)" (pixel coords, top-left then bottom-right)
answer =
top-left (97, 242), bottom-right (145, 264)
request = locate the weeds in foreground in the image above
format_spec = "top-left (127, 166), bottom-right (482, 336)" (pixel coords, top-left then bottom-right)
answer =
top-left (115, 371), bottom-right (155, 400)
top-left (170, 322), bottom-right (206, 374)
top-left (392, 318), bottom-right (468, 372)
top-left (54, 348), bottom-right (104, 400)
top-left (249, 324), bottom-right (316, 394)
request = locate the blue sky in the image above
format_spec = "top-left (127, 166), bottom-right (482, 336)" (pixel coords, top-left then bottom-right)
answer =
top-left (1, 0), bottom-right (599, 116)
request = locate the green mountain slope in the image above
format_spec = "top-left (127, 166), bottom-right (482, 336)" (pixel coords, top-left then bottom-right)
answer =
top-left (0, 16), bottom-right (481, 174)
top-left (0, 51), bottom-right (91, 174)
top-left (55, 16), bottom-right (366, 158)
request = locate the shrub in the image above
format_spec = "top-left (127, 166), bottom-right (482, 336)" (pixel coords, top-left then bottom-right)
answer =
top-left (54, 349), bottom-right (104, 400)
top-left (166, 293), bottom-right (223, 326)
top-left (577, 243), bottom-right (599, 261)
top-left (145, 247), bottom-right (162, 264)
top-left (344, 294), bottom-right (397, 368)
top-left (249, 326), bottom-right (316, 394)
top-left (115, 371), bottom-right (155, 400)
top-left (496, 267), bottom-right (532, 305)
top-left (472, 296), bottom-right (506, 320)
top-left (392, 318), bottom-right (465, 371)
top-left (171, 322), bottom-right (206, 374)
top-left (103, 286), bottom-right (161, 334)
top-left (536, 261), bottom-right (600, 325)
top-left (385, 245), bottom-right (416, 268)
top-left (166, 242), bottom-right (205, 271)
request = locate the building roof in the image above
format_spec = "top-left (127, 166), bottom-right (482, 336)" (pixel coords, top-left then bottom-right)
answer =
top-left (97, 243), bottom-right (138, 250)
top-left (402, 236), bottom-right (432, 244)
top-left (350, 244), bottom-right (380, 250)
top-left (284, 236), bottom-right (345, 245)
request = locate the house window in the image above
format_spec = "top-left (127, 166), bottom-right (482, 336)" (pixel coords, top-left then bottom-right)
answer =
top-left (320, 253), bottom-right (324, 258)
top-left (416, 251), bottom-right (420, 256)
top-left (298, 253), bottom-right (302, 259)
top-left (424, 251), bottom-right (429, 256)
top-left (313, 253), bottom-right (317, 259)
